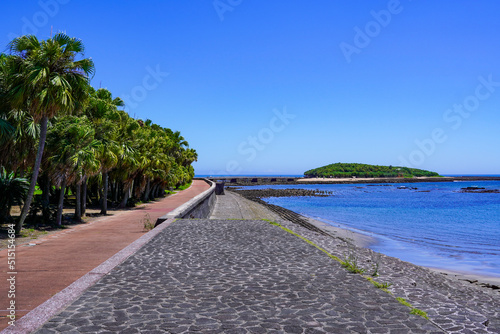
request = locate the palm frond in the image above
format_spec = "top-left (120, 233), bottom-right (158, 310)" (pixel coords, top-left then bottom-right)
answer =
top-left (0, 118), bottom-right (15, 145)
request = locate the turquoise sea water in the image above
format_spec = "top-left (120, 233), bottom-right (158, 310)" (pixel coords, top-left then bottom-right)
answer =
top-left (243, 181), bottom-right (500, 278)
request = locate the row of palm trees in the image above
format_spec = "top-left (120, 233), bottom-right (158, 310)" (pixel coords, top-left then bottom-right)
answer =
top-left (0, 33), bottom-right (197, 234)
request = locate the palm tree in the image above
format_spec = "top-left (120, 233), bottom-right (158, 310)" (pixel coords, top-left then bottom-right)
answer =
top-left (86, 88), bottom-right (124, 214)
top-left (46, 116), bottom-right (99, 225)
top-left (6, 33), bottom-right (94, 234)
top-left (0, 109), bottom-right (39, 175)
top-left (106, 110), bottom-right (141, 208)
top-left (2, 54), bottom-right (41, 190)
top-left (0, 54), bottom-right (16, 146)
top-left (182, 148), bottom-right (198, 167)
top-left (72, 133), bottom-right (100, 222)
top-left (0, 168), bottom-right (29, 224)
top-left (0, 118), bottom-right (14, 146)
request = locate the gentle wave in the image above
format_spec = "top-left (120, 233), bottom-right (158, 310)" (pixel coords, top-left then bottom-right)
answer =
top-left (246, 181), bottom-right (500, 278)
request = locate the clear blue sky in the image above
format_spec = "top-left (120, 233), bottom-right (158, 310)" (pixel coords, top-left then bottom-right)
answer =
top-left (2, 1), bottom-right (500, 175)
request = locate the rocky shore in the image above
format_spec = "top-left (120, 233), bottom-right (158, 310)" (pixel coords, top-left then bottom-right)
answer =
top-left (222, 189), bottom-right (500, 333)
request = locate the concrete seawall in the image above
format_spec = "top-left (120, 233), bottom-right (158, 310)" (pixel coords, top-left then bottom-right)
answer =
top-left (155, 178), bottom-right (216, 225)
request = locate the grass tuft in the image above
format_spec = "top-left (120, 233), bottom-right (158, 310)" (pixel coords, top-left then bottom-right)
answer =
top-left (264, 220), bottom-right (342, 263)
top-left (341, 255), bottom-right (365, 274)
top-left (20, 228), bottom-right (48, 239)
top-left (396, 297), bottom-right (412, 307)
top-left (176, 181), bottom-right (192, 191)
top-left (410, 308), bottom-right (429, 319)
top-left (365, 276), bottom-right (392, 291)
top-left (265, 220), bottom-right (430, 321)
top-left (140, 213), bottom-right (155, 231)
top-left (396, 297), bottom-right (429, 319)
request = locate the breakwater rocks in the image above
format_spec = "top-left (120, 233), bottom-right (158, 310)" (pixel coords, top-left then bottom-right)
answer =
top-left (229, 188), bottom-right (334, 198)
top-left (230, 188), bottom-right (332, 236)
top-left (459, 186), bottom-right (500, 193)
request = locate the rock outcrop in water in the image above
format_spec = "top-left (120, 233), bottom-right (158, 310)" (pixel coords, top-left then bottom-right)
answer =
top-left (459, 187), bottom-right (500, 193)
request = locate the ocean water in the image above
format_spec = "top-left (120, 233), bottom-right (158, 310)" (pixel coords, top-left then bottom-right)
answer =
top-left (242, 181), bottom-right (500, 278)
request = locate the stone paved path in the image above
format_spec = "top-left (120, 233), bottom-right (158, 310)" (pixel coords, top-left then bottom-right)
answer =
top-left (210, 191), bottom-right (281, 220)
top-left (214, 192), bottom-right (500, 334)
top-left (34, 219), bottom-right (441, 333)
top-left (0, 180), bottom-right (209, 332)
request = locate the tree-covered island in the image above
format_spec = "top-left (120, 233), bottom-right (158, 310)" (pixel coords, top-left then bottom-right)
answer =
top-left (304, 163), bottom-right (441, 178)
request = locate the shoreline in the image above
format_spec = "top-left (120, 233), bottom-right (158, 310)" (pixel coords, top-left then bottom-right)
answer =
top-left (306, 214), bottom-right (500, 289)
top-left (303, 214), bottom-right (377, 248)
top-left (208, 175), bottom-right (500, 186)
top-left (303, 213), bottom-right (500, 288)
top-left (297, 176), bottom-right (500, 183)
top-left (217, 190), bottom-right (500, 332)
top-left (229, 187), bottom-right (500, 292)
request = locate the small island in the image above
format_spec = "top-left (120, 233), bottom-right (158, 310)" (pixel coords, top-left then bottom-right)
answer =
top-left (304, 163), bottom-right (441, 178)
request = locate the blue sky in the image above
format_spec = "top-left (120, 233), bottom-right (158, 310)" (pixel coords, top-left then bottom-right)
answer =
top-left (2, 1), bottom-right (500, 175)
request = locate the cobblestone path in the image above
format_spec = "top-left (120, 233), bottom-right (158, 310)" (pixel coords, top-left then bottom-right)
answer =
top-left (215, 191), bottom-right (500, 334)
top-left (35, 219), bottom-right (441, 333)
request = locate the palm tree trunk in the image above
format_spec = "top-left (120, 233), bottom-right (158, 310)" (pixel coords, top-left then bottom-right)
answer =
top-left (151, 184), bottom-right (158, 199)
top-left (101, 171), bottom-right (108, 215)
top-left (75, 181), bottom-right (81, 221)
top-left (41, 173), bottom-right (51, 223)
top-left (113, 180), bottom-right (118, 203)
top-left (16, 116), bottom-right (48, 234)
top-left (81, 175), bottom-right (87, 217)
top-left (98, 186), bottom-right (103, 209)
top-left (119, 185), bottom-right (130, 208)
top-left (56, 175), bottom-right (67, 226)
top-left (142, 179), bottom-right (150, 202)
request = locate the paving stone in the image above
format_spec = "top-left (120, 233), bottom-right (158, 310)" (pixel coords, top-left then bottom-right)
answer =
top-left (34, 219), bottom-right (441, 333)
top-left (231, 191), bottom-right (500, 334)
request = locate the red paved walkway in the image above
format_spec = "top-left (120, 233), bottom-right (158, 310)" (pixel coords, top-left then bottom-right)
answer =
top-left (0, 180), bottom-right (210, 330)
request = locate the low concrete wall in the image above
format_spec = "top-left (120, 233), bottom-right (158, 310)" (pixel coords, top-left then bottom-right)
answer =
top-left (179, 179), bottom-right (216, 219)
top-left (155, 179), bottom-right (216, 226)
